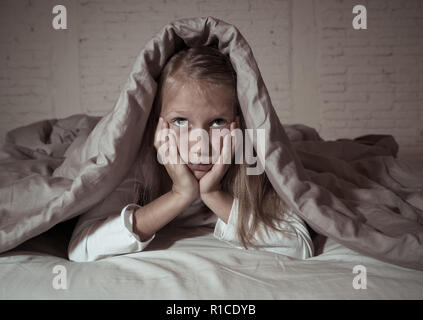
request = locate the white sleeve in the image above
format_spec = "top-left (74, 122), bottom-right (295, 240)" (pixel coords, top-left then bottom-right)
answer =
top-left (68, 203), bottom-right (155, 262)
top-left (213, 198), bottom-right (314, 260)
top-left (68, 165), bottom-right (156, 262)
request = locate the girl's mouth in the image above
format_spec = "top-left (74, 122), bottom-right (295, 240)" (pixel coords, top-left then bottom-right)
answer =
top-left (187, 163), bottom-right (213, 172)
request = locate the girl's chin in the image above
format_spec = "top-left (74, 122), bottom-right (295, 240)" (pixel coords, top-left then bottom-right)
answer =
top-left (192, 170), bottom-right (208, 180)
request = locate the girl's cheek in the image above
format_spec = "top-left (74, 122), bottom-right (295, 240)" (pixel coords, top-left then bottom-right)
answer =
top-left (207, 137), bottom-right (221, 163)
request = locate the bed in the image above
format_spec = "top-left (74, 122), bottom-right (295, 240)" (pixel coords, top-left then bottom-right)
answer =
top-left (1, 160), bottom-right (422, 300)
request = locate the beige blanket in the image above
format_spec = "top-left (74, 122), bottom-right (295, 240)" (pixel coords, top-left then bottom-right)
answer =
top-left (0, 16), bottom-right (422, 270)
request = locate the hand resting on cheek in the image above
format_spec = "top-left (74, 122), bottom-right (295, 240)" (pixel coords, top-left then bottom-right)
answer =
top-left (155, 116), bottom-right (239, 196)
top-left (154, 116), bottom-right (199, 203)
top-left (155, 116), bottom-right (239, 224)
top-left (199, 119), bottom-right (238, 195)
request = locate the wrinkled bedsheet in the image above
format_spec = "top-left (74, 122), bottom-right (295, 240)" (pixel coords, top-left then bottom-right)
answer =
top-left (1, 216), bottom-right (422, 299)
top-left (0, 16), bottom-right (422, 271)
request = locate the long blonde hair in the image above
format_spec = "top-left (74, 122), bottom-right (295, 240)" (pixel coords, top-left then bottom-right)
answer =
top-left (136, 46), bottom-right (289, 248)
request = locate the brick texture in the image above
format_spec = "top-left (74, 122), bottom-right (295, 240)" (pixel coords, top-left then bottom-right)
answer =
top-left (0, 0), bottom-right (422, 161)
top-left (0, 0), bottom-right (56, 140)
top-left (77, 0), bottom-right (292, 121)
top-left (317, 0), bottom-right (423, 160)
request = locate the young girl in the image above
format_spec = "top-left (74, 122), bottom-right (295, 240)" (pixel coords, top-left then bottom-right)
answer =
top-left (68, 46), bottom-right (314, 262)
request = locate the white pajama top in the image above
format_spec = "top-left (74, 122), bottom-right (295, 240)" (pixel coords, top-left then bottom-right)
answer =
top-left (68, 166), bottom-right (314, 262)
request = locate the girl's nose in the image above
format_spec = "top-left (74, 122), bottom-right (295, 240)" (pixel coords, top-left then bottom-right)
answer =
top-left (185, 128), bottom-right (216, 163)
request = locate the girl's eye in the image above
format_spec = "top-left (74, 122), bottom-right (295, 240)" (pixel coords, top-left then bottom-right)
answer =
top-left (211, 119), bottom-right (226, 127)
top-left (172, 118), bottom-right (188, 127)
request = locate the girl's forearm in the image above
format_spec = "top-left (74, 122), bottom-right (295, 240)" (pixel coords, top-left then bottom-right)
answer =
top-left (201, 190), bottom-right (234, 224)
top-left (133, 190), bottom-right (194, 241)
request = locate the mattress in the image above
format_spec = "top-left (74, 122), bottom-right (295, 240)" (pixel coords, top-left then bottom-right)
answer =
top-left (1, 156), bottom-right (423, 300)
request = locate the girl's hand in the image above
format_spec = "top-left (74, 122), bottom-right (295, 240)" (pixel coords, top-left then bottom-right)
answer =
top-left (199, 119), bottom-right (237, 196)
top-left (154, 117), bottom-right (199, 202)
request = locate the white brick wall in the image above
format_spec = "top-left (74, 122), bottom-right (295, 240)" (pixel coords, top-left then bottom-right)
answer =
top-left (316, 0), bottom-right (423, 160)
top-left (0, 0), bottom-right (422, 161)
top-left (77, 0), bottom-right (292, 120)
top-left (0, 0), bottom-right (55, 139)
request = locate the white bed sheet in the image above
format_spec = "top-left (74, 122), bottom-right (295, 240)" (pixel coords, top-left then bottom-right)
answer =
top-left (1, 157), bottom-right (422, 300)
top-left (0, 222), bottom-right (422, 299)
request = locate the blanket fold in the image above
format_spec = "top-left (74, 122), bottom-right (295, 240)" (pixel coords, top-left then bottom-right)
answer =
top-left (0, 16), bottom-right (422, 270)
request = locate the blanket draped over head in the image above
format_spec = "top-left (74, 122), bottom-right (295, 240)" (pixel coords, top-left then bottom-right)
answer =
top-left (1, 16), bottom-right (422, 270)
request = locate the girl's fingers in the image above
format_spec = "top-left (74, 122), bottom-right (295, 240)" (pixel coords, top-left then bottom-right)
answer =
top-left (168, 131), bottom-right (179, 164)
top-left (156, 117), bottom-right (173, 164)
top-left (221, 132), bottom-right (231, 165)
top-left (154, 117), bottom-right (163, 148)
top-left (231, 121), bottom-right (236, 159)
top-left (162, 118), bottom-right (169, 142)
top-left (155, 117), bottom-right (169, 144)
top-left (209, 134), bottom-right (230, 180)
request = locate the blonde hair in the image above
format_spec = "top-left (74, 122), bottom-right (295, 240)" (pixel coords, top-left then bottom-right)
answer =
top-left (136, 46), bottom-right (289, 248)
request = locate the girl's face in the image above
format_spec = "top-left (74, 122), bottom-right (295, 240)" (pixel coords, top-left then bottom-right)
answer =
top-left (160, 80), bottom-right (237, 179)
